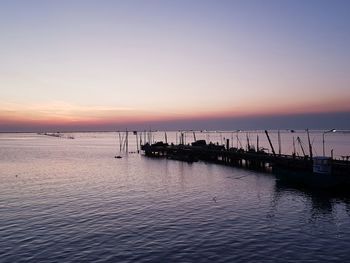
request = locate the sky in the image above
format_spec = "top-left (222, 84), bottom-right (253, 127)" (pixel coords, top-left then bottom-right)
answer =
top-left (1, 0), bottom-right (350, 131)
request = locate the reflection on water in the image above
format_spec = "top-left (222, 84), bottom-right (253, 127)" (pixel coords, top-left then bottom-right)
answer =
top-left (0, 132), bottom-right (350, 262)
top-left (273, 178), bottom-right (350, 224)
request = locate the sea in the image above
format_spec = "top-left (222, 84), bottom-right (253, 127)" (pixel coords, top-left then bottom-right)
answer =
top-left (1, 131), bottom-right (350, 262)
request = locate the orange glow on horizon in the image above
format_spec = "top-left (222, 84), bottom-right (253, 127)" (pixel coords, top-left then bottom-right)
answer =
top-left (1, 96), bottom-right (349, 130)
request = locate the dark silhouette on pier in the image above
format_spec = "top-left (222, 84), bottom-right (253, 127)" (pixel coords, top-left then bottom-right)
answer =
top-left (140, 130), bottom-right (350, 189)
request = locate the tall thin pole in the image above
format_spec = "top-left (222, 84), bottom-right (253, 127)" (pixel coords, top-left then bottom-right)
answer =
top-left (118, 131), bottom-right (122, 152)
top-left (246, 133), bottom-right (250, 151)
top-left (297, 137), bottom-right (306, 157)
top-left (136, 132), bottom-right (139, 153)
top-left (121, 132), bottom-right (125, 151)
top-left (140, 132), bottom-right (142, 147)
top-left (278, 130), bottom-right (281, 155)
top-left (293, 136), bottom-right (296, 156)
top-left (322, 133), bottom-right (325, 156)
top-left (306, 129), bottom-right (313, 159)
top-left (265, 130), bottom-right (276, 157)
top-left (148, 129), bottom-right (151, 144)
top-left (236, 134), bottom-right (242, 149)
top-left (322, 129), bottom-right (336, 157)
top-left (231, 132), bottom-right (234, 148)
top-left (125, 129), bottom-right (129, 153)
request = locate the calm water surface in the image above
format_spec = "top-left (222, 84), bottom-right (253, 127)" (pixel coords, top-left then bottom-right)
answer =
top-left (1, 132), bottom-right (350, 262)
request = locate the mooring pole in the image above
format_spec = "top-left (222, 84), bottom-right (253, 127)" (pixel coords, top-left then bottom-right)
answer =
top-left (140, 132), bottom-right (142, 148)
top-left (297, 137), bottom-right (306, 157)
top-left (278, 130), bottom-right (281, 155)
top-left (118, 131), bottom-right (122, 152)
top-left (293, 136), bottom-right (296, 156)
top-left (246, 133), bottom-right (250, 151)
top-left (135, 131), bottom-right (139, 153)
top-left (125, 129), bottom-right (129, 153)
top-left (306, 129), bottom-right (313, 159)
top-left (265, 130), bottom-right (276, 157)
top-left (231, 132), bottom-right (234, 148)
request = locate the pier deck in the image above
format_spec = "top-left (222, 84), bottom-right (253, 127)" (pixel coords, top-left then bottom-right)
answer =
top-left (141, 142), bottom-right (350, 178)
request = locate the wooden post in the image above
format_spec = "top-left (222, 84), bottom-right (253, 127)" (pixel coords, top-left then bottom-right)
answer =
top-left (278, 130), bottom-right (281, 155)
top-left (118, 131), bottom-right (122, 152)
top-left (135, 131), bottom-right (139, 153)
top-left (306, 129), bottom-right (313, 159)
top-left (297, 137), bottom-right (306, 157)
top-left (236, 134), bottom-right (242, 149)
top-left (265, 130), bottom-right (276, 157)
top-left (231, 132), bottom-right (234, 148)
top-left (246, 133), bottom-right (250, 151)
top-left (125, 129), bottom-right (129, 153)
top-left (293, 136), bottom-right (296, 156)
top-left (140, 132), bottom-right (143, 147)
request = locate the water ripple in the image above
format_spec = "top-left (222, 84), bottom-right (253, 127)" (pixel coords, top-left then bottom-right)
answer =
top-left (1, 133), bottom-right (350, 262)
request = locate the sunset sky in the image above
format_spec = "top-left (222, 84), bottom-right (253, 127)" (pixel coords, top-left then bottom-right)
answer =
top-left (1, 0), bottom-right (350, 131)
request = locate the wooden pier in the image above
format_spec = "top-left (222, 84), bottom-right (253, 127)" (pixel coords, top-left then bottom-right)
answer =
top-left (142, 141), bottom-right (314, 171)
top-left (140, 133), bottom-right (350, 188)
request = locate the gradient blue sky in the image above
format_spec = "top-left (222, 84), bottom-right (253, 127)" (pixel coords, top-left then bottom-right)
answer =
top-left (1, 0), bottom-right (350, 131)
